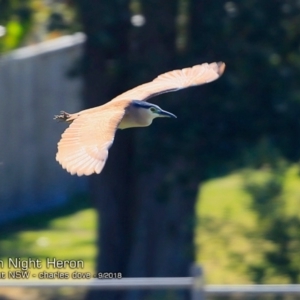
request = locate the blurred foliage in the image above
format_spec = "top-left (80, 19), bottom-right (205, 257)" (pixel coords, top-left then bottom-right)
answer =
top-left (243, 144), bottom-right (300, 283)
top-left (0, 0), bottom-right (80, 52)
top-left (204, 0), bottom-right (300, 171)
top-left (131, 0), bottom-right (300, 188)
top-left (0, 0), bottom-right (32, 51)
top-left (197, 164), bottom-right (300, 284)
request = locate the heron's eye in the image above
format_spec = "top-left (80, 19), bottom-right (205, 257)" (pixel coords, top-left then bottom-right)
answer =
top-left (150, 107), bottom-right (158, 113)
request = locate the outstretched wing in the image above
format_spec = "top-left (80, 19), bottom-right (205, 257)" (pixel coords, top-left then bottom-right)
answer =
top-left (56, 107), bottom-right (125, 176)
top-left (56, 62), bottom-right (225, 176)
top-left (111, 62), bottom-right (225, 103)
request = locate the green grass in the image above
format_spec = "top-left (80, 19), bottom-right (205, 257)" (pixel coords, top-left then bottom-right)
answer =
top-left (195, 165), bottom-right (300, 284)
top-left (0, 195), bottom-right (97, 278)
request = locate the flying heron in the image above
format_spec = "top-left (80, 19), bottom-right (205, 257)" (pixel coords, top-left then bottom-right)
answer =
top-left (55, 62), bottom-right (225, 176)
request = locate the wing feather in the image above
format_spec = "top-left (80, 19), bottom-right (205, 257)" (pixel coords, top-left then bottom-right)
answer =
top-left (56, 108), bottom-right (125, 176)
top-left (111, 62), bottom-right (225, 103)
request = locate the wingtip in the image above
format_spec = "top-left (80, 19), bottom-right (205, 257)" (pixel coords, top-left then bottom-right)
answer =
top-left (217, 62), bottom-right (226, 76)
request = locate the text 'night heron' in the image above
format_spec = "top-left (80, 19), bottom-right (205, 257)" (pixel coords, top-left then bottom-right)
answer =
top-left (55, 62), bottom-right (225, 176)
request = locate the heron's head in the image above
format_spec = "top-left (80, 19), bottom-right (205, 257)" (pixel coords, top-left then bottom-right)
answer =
top-left (132, 100), bottom-right (176, 121)
top-left (119, 100), bottom-right (177, 129)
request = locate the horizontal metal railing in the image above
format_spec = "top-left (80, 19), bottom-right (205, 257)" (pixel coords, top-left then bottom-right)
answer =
top-left (1, 279), bottom-right (300, 293)
top-left (0, 266), bottom-right (300, 299)
top-left (0, 278), bottom-right (192, 289)
top-left (206, 284), bottom-right (300, 295)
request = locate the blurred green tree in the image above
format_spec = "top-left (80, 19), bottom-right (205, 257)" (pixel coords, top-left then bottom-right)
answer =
top-left (0, 0), bottom-right (32, 51)
top-left (189, 0), bottom-right (300, 286)
top-left (0, 0), bottom-right (79, 52)
top-left (243, 141), bottom-right (300, 283)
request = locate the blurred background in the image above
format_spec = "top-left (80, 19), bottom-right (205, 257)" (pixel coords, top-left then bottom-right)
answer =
top-left (0, 0), bottom-right (300, 299)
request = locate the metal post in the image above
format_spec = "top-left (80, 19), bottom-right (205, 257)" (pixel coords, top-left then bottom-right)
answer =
top-left (191, 264), bottom-right (205, 300)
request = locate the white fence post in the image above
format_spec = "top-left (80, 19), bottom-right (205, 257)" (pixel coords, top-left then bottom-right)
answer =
top-left (191, 264), bottom-right (205, 300)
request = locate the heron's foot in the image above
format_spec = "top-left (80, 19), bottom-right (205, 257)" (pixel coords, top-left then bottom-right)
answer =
top-left (54, 111), bottom-right (71, 122)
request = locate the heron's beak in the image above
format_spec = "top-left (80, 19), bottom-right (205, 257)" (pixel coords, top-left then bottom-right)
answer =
top-left (158, 109), bottom-right (177, 118)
